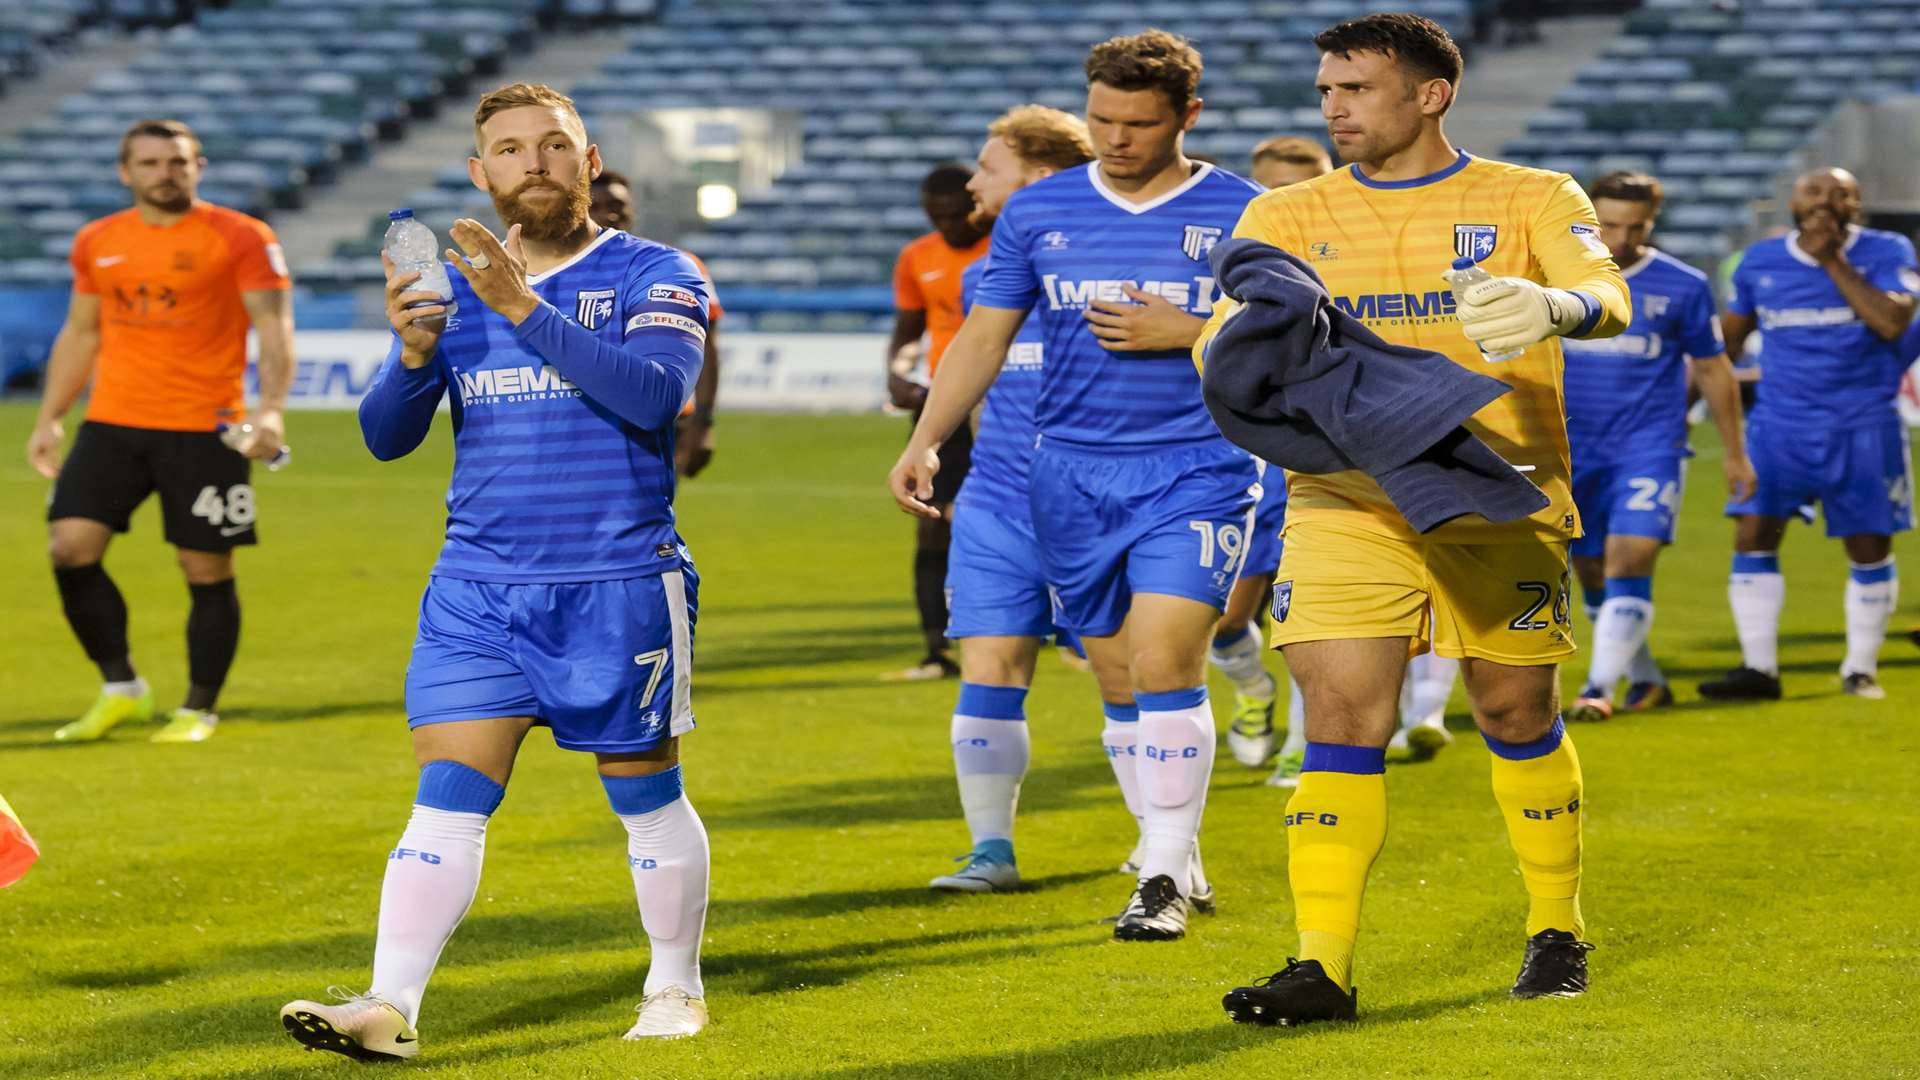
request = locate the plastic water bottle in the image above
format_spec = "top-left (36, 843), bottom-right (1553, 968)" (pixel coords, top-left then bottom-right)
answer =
top-left (218, 423), bottom-right (291, 471)
top-left (383, 209), bottom-right (456, 333)
top-left (1445, 255), bottom-right (1522, 362)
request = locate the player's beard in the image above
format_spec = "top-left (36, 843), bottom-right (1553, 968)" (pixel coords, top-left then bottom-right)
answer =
top-left (966, 204), bottom-right (998, 232)
top-left (141, 182), bottom-right (191, 214)
top-left (493, 173), bottom-right (593, 244)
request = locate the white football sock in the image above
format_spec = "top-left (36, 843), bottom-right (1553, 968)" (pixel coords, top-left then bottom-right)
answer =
top-left (950, 684), bottom-right (1030, 845)
top-left (1407, 653), bottom-right (1459, 728)
top-left (1842, 558), bottom-right (1896, 679)
top-left (1208, 624), bottom-right (1276, 700)
top-left (370, 805), bottom-right (487, 1026)
top-left (1586, 578), bottom-right (1653, 695)
top-left (1626, 640), bottom-right (1665, 687)
top-left (1729, 553), bottom-right (1785, 675)
top-left (1101, 703), bottom-right (1143, 832)
top-left (103, 676), bottom-right (148, 698)
top-left (1134, 689), bottom-right (1215, 893)
top-left (620, 795), bottom-right (710, 999)
top-left (1278, 677), bottom-right (1308, 755)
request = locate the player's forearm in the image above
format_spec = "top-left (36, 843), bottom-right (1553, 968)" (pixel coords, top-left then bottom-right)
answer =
top-left (512, 302), bottom-right (700, 431)
top-left (1693, 356), bottom-right (1748, 459)
top-left (358, 339), bottom-right (445, 460)
top-left (1563, 278), bottom-right (1630, 339)
top-left (35, 329), bottom-right (97, 424)
top-left (691, 331), bottom-right (720, 420)
top-left (907, 330), bottom-right (1005, 450)
top-left (253, 328), bottom-right (296, 415)
top-left (1822, 259), bottom-right (1916, 340)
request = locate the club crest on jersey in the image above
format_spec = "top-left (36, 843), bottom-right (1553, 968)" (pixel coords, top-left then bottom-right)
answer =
top-left (574, 288), bottom-right (617, 330)
top-left (1182, 224), bottom-right (1224, 261)
top-left (1272, 580), bottom-right (1293, 623)
top-left (1454, 224), bottom-right (1498, 263)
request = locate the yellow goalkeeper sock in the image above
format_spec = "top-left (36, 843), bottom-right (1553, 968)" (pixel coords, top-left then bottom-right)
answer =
top-left (1287, 744), bottom-right (1389, 991)
top-left (1485, 717), bottom-right (1585, 938)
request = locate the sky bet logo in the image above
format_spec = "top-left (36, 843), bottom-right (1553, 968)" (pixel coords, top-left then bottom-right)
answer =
top-left (1522, 798), bottom-right (1581, 821)
top-left (1333, 290), bottom-right (1458, 327)
top-left (1041, 275), bottom-right (1218, 314)
top-left (1285, 811), bottom-right (1339, 827)
top-left (455, 364), bottom-right (582, 406)
top-left (389, 848), bottom-right (442, 864)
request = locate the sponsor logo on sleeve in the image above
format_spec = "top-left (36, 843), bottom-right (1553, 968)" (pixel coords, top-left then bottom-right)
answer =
top-left (647, 284), bottom-right (704, 309)
top-left (1570, 223), bottom-right (1609, 257)
top-left (625, 310), bottom-right (708, 343)
top-left (265, 242), bottom-right (289, 278)
top-left (1899, 266), bottom-right (1920, 294)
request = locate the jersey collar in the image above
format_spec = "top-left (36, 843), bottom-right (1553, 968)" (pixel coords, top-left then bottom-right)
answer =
top-left (1086, 160), bottom-right (1215, 215)
top-left (1619, 248), bottom-right (1658, 280)
top-left (1348, 149), bottom-right (1472, 190)
top-left (1784, 224), bottom-right (1862, 267)
top-left (526, 225), bottom-right (621, 285)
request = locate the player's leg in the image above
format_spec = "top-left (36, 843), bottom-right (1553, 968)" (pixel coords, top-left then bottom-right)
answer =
top-left (599, 738), bottom-right (710, 1040)
top-left (1827, 421), bottom-right (1909, 697)
top-left (282, 714), bottom-right (530, 1061)
top-left (46, 422), bottom-right (157, 741)
top-left (890, 417), bottom-right (972, 680)
top-left (152, 430), bottom-right (258, 741)
top-left (1214, 569), bottom-right (1280, 767)
top-left (1704, 414), bottom-right (1804, 700)
top-left (1223, 521), bottom-right (1426, 1024)
top-left (932, 504), bottom-right (1050, 891)
top-left (932, 635), bottom-right (1040, 892)
top-left (1701, 513), bottom-right (1790, 700)
top-left (1570, 534), bottom-right (1661, 722)
top-left (1427, 538), bottom-right (1589, 997)
top-left (1079, 628), bottom-right (1148, 867)
top-left (1839, 534), bottom-right (1896, 697)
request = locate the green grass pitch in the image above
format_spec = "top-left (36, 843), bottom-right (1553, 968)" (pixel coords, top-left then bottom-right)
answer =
top-left (0, 403), bottom-right (1915, 1079)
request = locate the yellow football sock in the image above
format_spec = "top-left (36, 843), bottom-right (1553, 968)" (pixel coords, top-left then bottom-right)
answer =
top-left (1486, 719), bottom-right (1584, 938)
top-left (1286, 746), bottom-right (1389, 992)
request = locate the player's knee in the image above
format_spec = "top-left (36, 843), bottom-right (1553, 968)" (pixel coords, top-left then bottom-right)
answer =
top-left (1473, 692), bottom-right (1557, 744)
top-left (47, 527), bottom-right (106, 568)
top-left (175, 548), bottom-right (234, 584)
top-left (1130, 645), bottom-right (1205, 695)
top-left (1842, 534), bottom-right (1892, 563)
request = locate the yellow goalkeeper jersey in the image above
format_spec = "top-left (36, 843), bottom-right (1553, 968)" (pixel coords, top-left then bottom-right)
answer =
top-left (1195, 150), bottom-right (1630, 544)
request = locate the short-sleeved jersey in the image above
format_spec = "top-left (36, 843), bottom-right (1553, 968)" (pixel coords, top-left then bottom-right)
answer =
top-left (973, 162), bottom-right (1262, 447)
top-left (1197, 151), bottom-right (1631, 544)
top-left (1562, 248), bottom-right (1724, 463)
top-left (71, 201), bottom-right (291, 431)
top-left (1728, 226), bottom-right (1920, 427)
top-left (418, 228), bottom-right (709, 583)
top-left (893, 230), bottom-right (990, 372)
top-left (956, 258), bottom-right (1044, 518)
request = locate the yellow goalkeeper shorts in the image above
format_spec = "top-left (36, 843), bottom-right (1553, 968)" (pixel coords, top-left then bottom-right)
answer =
top-left (1268, 519), bottom-right (1576, 666)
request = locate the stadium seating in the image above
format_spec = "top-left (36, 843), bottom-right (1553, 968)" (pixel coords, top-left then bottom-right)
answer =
top-left (0, 0), bottom-right (551, 291)
top-left (1503, 0), bottom-right (1920, 270)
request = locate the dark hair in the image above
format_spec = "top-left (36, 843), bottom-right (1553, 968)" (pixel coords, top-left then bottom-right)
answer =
top-left (1314, 13), bottom-right (1464, 93)
top-left (1590, 170), bottom-right (1665, 213)
top-left (592, 169), bottom-right (630, 189)
top-left (119, 119), bottom-right (200, 164)
top-left (1085, 29), bottom-right (1203, 115)
top-left (921, 162), bottom-right (974, 198)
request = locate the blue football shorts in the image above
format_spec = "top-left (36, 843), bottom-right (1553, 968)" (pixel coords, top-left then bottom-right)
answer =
top-left (405, 563), bottom-right (698, 753)
top-left (1726, 415), bottom-right (1914, 538)
top-left (945, 501), bottom-right (1058, 639)
top-left (1029, 437), bottom-right (1261, 638)
top-left (1570, 451), bottom-right (1687, 558)
top-left (1241, 471), bottom-right (1287, 577)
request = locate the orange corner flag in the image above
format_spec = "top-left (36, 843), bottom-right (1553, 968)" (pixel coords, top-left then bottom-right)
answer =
top-left (0, 793), bottom-right (39, 888)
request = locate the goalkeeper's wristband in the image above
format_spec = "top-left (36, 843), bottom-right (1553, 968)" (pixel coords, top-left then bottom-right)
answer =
top-left (1546, 289), bottom-right (1602, 337)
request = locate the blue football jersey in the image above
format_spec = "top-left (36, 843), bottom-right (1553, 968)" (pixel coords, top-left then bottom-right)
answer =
top-left (1562, 248), bottom-right (1724, 462)
top-left (956, 258), bottom-right (1043, 518)
top-left (972, 162), bottom-right (1262, 446)
top-left (1730, 226), bottom-right (1920, 427)
top-left (393, 229), bottom-right (709, 583)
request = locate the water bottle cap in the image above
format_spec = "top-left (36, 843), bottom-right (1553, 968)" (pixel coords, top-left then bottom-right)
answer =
top-left (388, 208), bottom-right (414, 220)
top-left (1450, 256), bottom-right (1477, 270)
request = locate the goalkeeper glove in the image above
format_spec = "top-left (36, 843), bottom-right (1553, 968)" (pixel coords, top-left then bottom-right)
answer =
top-left (1454, 275), bottom-right (1594, 356)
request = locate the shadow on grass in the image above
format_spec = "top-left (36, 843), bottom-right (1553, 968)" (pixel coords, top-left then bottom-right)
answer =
top-left (45, 962), bottom-right (191, 990)
top-left (237, 700), bottom-right (406, 724)
top-left (699, 761), bottom-right (1120, 831)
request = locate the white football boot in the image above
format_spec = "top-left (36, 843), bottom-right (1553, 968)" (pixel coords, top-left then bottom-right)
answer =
top-left (625, 986), bottom-right (708, 1040)
top-left (280, 988), bottom-right (418, 1060)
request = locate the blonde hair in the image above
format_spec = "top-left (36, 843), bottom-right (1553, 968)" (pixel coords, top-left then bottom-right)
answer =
top-left (473, 82), bottom-right (585, 151)
top-left (1251, 136), bottom-right (1332, 172)
top-left (988, 105), bottom-right (1094, 172)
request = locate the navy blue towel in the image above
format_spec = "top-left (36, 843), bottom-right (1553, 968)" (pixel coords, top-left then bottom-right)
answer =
top-left (1199, 238), bottom-right (1550, 533)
